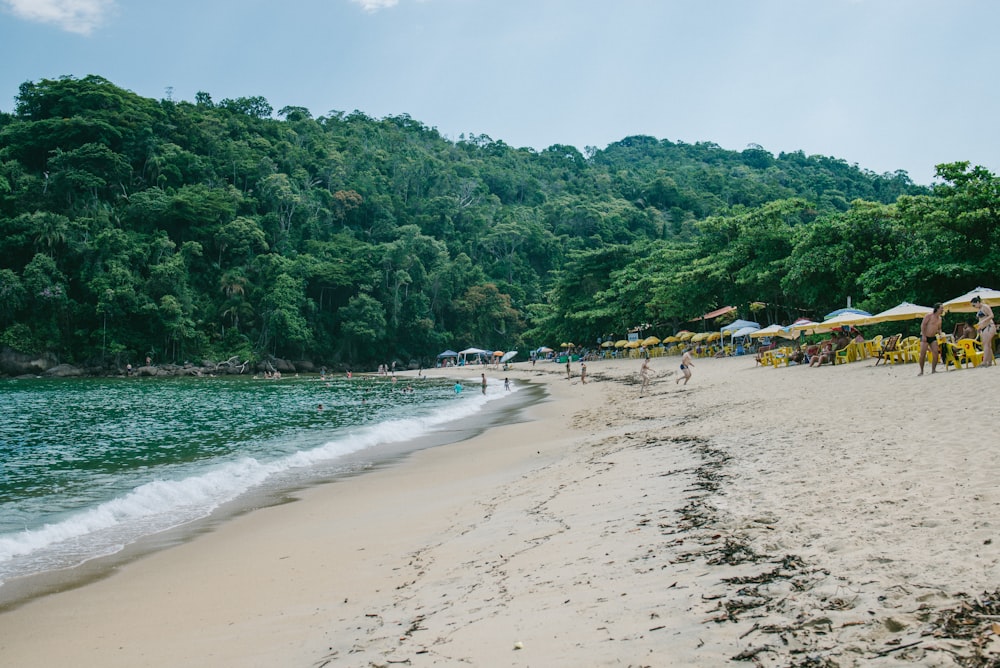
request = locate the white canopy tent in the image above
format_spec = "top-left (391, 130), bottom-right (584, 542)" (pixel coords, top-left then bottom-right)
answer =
top-left (458, 347), bottom-right (490, 366)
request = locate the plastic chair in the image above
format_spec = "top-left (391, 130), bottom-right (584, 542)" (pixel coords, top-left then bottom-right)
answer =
top-left (874, 334), bottom-right (902, 366)
top-left (957, 338), bottom-right (984, 367)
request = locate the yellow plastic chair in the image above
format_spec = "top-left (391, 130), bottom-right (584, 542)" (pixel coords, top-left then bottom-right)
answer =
top-left (874, 334), bottom-right (902, 366)
top-left (957, 338), bottom-right (984, 367)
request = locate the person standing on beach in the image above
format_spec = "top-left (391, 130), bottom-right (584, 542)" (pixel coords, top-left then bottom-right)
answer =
top-left (566, 357), bottom-right (572, 379)
top-left (972, 296), bottom-right (996, 367)
top-left (918, 303), bottom-right (943, 375)
top-left (504, 377), bottom-right (511, 391)
top-left (481, 373), bottom-right (487, 394)
top-left (676, 349), bottom-right (694, 385)
top-left (639, 357), bottom-right (652, 394)
top-left (580, 362), bottom-right (587, 384)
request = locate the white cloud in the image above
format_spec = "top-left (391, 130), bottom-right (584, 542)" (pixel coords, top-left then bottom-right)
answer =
top-left (2, 0), bottom-right (114, 35)
top-left (350, 0), bottom-right (399, 13)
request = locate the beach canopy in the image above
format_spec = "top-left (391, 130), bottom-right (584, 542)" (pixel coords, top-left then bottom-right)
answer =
top-left (943, 287), bottom-right (1000, 313)
top-left (436, 349), bottom-right (459, 358)
top-left (731, 326), bottom-right (760, 338)
top-left (459, 347), bottom-right (489, 355)
top-left (864, 302), bottom-right (932, 324)
top-left (720, 319), bottom-right (759, 334)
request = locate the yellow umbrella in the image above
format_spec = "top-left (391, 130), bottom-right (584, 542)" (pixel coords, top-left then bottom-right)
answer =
top-left (943, 287), bottom-right (1000, 313)
top-left (679, 332), bottom-right (694, 341)
top-left (625, 340), bottom-right (641, 348)
top-left (706, 332), bottom-right (721, 341)
top-left (665, 335), bottom-right (679, 343)
top-left (691, 332), bottom-right (708, 342)
top-left (615, 340), bottom-right (628, 348)
top-left (864, 302), bottom-right (932, 324)
top-left (641, 336), bottom-right (660, 346)
top-left (600, 340), bottom-right (614, 348)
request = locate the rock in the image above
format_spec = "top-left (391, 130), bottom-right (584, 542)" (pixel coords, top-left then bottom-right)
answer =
top-left (43, 363), bottom-right (85, 378)
top-left (0, 347), bottom-right (58, 376)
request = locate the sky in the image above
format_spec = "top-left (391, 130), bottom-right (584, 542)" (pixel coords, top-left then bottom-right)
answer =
top-left (1, 0), bottom-right (998, 185)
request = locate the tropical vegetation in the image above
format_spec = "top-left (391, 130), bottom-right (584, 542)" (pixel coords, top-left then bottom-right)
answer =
top-left (1, 75), bottom-right (996, 369)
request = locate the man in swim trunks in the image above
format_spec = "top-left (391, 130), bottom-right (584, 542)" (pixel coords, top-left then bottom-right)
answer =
top-left (918, 302), bottom-right (943, 376)
top-left (676, 348), bottom-right (694, 385)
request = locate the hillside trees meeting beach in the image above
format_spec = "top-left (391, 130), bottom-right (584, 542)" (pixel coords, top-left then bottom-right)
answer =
top-left (0, 74), bottom-right (997, 371)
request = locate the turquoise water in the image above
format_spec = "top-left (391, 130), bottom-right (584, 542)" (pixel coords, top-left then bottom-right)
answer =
top-left (0, 374), bottom-right (522, 588)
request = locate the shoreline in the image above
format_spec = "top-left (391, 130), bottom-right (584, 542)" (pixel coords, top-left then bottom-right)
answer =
top-left (1, 356), bottom-right (999, 665)
top-left (0, 376), bottom-right (544, 612)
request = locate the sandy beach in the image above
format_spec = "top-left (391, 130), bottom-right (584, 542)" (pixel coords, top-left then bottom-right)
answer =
top-left (2, 354), bottom-right (999, 666)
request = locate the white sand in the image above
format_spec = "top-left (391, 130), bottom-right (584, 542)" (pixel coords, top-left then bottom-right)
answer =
top-left (1, 355), bottom-right (999, 666)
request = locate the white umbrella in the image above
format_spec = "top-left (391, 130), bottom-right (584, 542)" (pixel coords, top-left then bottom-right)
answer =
top-left (942, 287), bottom-right (1000, 313)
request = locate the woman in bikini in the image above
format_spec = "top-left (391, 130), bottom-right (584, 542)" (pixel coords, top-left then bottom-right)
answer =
top-left (972, 296), bottom-right (996, 367)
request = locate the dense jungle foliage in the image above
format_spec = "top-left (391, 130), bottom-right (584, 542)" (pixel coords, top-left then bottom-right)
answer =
top-left (0, 75), bottom-right (997, 368)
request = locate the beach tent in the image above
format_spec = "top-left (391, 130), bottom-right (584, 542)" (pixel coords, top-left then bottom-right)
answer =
top-left (943, 287), bottom-right (1000, 313)
top-left (720, 319), bottom-right (760, 334)
top-left (436, 349), bottom-right (459, 359)
top-left (458, 347), bottom-right (489, 365)
top-left (864, 302), bottom-right (932, 324)
top-left (720, 319), bottom-right (759, 352)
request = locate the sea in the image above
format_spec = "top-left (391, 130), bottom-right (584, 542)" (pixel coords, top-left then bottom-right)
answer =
top-left (0, 372), bottom-right (535, 601)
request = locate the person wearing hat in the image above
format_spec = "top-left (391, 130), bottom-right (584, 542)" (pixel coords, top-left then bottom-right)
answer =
top-left (972, 296), bottom-right (996, 367)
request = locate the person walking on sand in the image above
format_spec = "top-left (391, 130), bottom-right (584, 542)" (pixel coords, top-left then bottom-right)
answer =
top-left (481, 373), bottom-right (487, 394)
top-left (639, 357), bottom-right (652, 394)
top-left (918, 302), bottom-right (943, 375)
top-left (973, 296), bottom-right (996, 367)
top-left (676, 349), bottom-right (694, 385)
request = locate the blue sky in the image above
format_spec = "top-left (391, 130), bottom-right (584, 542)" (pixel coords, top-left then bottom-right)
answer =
top-left (1, 0), bottom-right (997, 185)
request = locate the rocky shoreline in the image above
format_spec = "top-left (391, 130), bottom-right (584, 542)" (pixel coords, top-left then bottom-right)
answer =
top-left (0, 346), bottom-right (319, 380)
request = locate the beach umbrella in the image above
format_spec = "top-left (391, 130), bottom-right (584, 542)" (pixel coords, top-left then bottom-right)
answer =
top-left (795, 311), bottom-right (868, 334)
top-left (706, 332), bottom-right (721, 341)
top-left (942, 287), bottom-right (1000, 313)
top-left (492, 350), bottom-right (505, 357)
top-left (536, 346), bottom-right (554, 353)
top-left (664, 335), bottom-right (679, 343)
top-left (679, 332), bottom-right (695, 341)
top-left (500, 350), bottom-right (517, 363)
top-left (625, 340), bottom-right (641, 348)
top-left (749, 324), bottom-right (784, 339)
top-left (641, 336), bottom-right (660, 346)
top-left (560, 342), bottom-right (575, 348)
top-left (864, 302), bottom-right (933, 324)
top-left (600, 340), bottom-right (614, 348)
top-left (691, 332), bottom-right (709, 342)
top-left (824, 307), bottom-right (872, 320)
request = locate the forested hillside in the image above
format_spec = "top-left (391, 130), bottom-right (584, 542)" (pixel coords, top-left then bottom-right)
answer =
top-left (1, 75), bottom-right (995, 370)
